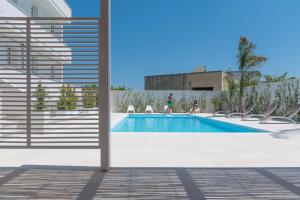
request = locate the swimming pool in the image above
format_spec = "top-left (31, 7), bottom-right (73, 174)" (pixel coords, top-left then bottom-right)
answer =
top-left (112, 114), bottom-right (266, 133)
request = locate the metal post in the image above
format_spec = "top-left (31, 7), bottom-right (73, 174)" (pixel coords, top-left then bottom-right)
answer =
top-left (26, 18), bottom-right (31, 147)
top-left (99, 0), bottom-right (111, 171)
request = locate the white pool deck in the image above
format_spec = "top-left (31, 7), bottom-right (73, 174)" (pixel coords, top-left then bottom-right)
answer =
top-left (0, 113), bottom-right (300, 168)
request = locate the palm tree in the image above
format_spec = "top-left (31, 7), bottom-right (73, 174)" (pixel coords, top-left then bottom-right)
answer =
top-left (237, 37), bottom-right (267, 112)
top-left (264, 72), bottom-right (288, 83)
top-left (224, 74), bottom-right (239, 112)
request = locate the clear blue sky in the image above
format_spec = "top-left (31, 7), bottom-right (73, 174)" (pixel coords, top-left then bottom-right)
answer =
top-left (69, 0), bottom-right (300, 89)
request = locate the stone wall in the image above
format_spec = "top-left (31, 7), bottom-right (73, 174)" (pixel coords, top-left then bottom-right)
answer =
top-left (144, 71), bottom-right (226, 91)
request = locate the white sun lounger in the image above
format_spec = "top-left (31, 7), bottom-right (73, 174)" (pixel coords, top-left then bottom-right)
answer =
top-left (127, 105), bottom-right (135, 113)
top-left (163, 105), bottom-right (168, 114)
top-left (243, 103), bottom-right (277, 121)
top-left (145, 105), bottom-right (154, 114)
top-left (261, 104), bottom-right (300, 124)
top-left (212, 110), bottom-right (230, 117)
top-left (190, 107), bottom-right (200, 113)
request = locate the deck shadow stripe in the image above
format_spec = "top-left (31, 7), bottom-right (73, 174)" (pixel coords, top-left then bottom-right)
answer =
top-left (77, 169), bottom-right (105, 200)
top-left (257, 168), bottom-right (300, 196)
top-left (176, 168), bottom-right (206, 200)
top-left (0, 167), bottom-right (25, 186)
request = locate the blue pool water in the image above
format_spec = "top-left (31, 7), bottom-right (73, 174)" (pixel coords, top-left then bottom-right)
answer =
top-left (112, 114), bottom-right (266, 133)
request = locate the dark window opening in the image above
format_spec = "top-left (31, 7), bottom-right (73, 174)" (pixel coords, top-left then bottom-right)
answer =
top-left (51, 66), bottom-right (55, 79)
top-left (21, 44), bottom-right (25, 71)
top-left (31, 56), bottom-right (37, 74)
top-left (192, 87), bottom-right (214, 91)
top-left (51, 25), bottom-right (55, 33)
top-left (31, 6), bottom-right (38, 17)
top-left (7, 47), bottom-right (11, 65)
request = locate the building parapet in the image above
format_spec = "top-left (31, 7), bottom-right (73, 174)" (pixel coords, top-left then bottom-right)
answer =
top-left (4, 0), bottom-right (71, 18)
top-left (49, 0), bottom-right (71, 17)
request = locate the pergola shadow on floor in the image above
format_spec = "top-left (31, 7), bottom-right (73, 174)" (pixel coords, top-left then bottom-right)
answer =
top-left (0, 166), bottom-right (300, 199)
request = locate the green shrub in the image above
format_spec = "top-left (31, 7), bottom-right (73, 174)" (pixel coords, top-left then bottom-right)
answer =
top-left (144, 92), bottom-right (156, 110)
top-left (131, 92), bottom-right (145, 113)
top-left (244, 87), bottom-right (258, 111)
top-left (57, 84), bottom-right (78, 110)
top-left (34, 81), bottom-right (48, 111)
top-left (82, 84), bottom-right (98, 108)
top-left (274, 80), bottom-right (299, 117)
top-left (115, 91), bottom-right (131, 113)
top-left (198, 95), bottom-right (206, 113)
top-left (174, 94), bottom-right (190, 113)
top-left (256, 86), bottom-right (271, 113)
top-left (155, 94), bottom-right (168, 113)
top-left (211, 97), bottom-right (222, 112)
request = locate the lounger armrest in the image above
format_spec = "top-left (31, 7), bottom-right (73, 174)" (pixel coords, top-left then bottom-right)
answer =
top-left (242, 114), bottom-right (262, 121)
top-left (261, 116), bottom-right (297, 124)
top-left (226, 113), bottom-right (244, 118)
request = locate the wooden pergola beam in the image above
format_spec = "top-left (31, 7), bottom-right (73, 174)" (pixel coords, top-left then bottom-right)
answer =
top-left (99, 0), bottom-right (111, 171)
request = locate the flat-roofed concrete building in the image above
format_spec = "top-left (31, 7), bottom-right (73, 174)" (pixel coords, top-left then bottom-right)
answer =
top-left (145, 67), bottom-right (240, 91)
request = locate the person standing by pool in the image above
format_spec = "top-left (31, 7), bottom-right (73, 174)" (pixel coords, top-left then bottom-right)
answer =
top-left (167, 93), bottom-right (175, 114)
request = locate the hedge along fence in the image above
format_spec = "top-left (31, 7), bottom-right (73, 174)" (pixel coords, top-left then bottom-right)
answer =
top-left (245, 78), bottom-right (300, 120)
top-left (111, 90), bottom-right (220, 113)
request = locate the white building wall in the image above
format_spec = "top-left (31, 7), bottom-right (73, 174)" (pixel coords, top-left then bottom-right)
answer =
top-left (0, 0), bottom-right (72, 80)
top-left (1, 0), bottom-right (71, 17)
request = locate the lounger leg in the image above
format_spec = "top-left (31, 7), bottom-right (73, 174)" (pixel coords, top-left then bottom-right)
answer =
top-left (289, 119), bottom-right (297, 124)
top-left (242, 116), bottom-right (248, 121)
